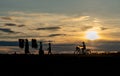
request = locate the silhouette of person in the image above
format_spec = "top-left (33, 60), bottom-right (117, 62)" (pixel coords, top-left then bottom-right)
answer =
top-left (48, 42), bottom-right (52, 55)
top-left (18, 39), bottom-right (24, 49)
top-left (39, 42), bottom-right (44, 55)
top-left (24, 39), bottom-right (30, 54)
top-left (82, 42), bottom-right (86, 55)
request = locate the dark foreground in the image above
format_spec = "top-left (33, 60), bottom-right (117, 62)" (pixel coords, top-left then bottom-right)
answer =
top-left (0, 54), bottom-right (120, 75)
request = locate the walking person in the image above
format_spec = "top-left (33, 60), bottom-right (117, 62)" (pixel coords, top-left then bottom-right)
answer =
top-left (39, 42), bottom-right (44, 55)
top-left (48, 42), bottom-right (52, 55)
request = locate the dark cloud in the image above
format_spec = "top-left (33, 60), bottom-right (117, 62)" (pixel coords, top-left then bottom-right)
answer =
top-left (0, 28), bottom-right (16, 33)
top-left (81, 26), bottom-right (93, 31)
top-left (18, 25), bottom-right (25, 27)
top-left (100, 27), bottom-right (109, 30)
top-left (49, 34), bottom-right (67, 37)
top-left (36, 27), bottom-right (61, 31)
top-left (1, 17), bottom-right (12, 20)
top-left (5, 23), bottom-right (25, 27)
top-left (5, 23), bottom-right (16, 26)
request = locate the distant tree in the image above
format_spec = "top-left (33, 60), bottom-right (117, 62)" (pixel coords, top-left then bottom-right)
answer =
top-left (18, 39), bottom-right (24, 49)
top-left (24, 39), bottom-right (30, 54)
top-left (31, 39), bottom-right (38, 49)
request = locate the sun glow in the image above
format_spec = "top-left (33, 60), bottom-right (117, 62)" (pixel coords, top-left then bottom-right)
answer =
top-left (85, 31), bottom-right (100, 40)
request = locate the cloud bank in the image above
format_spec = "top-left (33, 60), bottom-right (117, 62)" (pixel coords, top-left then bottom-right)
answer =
top-left (0, 11), bottom-right (120, 43)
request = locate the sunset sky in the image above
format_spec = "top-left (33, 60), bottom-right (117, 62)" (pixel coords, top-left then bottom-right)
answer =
top-left (0, 0), bottom-right (120, 53)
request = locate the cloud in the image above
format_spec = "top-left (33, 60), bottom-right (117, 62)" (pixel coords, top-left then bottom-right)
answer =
top-left (1, 17), bottom-right (12, 20)
top-left (36, 27), bottom-right (61, 31)
top-left (62, 16), bottom-right (90, 22)
top-left (0, 35), bottom-right (45, 39)
top-left (0, 11), bottom-right (119, 43)
top-left (18, 25), bottom-right (25, 27)
top-left (100, 27), bottom-right (109, 31)
top-left (0, 12), bottom-right (104, 42)
top-left (48, 34), bottom-right (67, 37)
top-left (0, 28), bottom-right (16, 33)
top-left (81, 26), bottom-right (93, 31)
top-left (5, 23), bottom-right (25, 27)
top-left (5, 23), bottom-right (16, 26)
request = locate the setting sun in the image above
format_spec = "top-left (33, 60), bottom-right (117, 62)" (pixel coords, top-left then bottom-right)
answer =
top-left (85, 31), bottom-right (100, 40)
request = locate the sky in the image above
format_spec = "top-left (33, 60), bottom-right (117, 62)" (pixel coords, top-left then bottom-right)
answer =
top-left (0, 0), bottom-right (120, 53)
